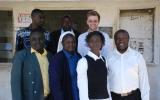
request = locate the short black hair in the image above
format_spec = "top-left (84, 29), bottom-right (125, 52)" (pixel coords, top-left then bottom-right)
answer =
top-left (31, 9), bottom-right (43, 17)
top-left (62, 34), bottom-right (75, 43)
top-left (114, 29), bottom-right (130, 40)
top-left (30, 29), bottom-right (45, 38)
top-left (61, 15), bottom-right (72, 23)
top-left (86, 31), bottom-right (105, 45)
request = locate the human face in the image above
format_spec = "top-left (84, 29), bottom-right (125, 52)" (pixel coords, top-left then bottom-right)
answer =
top-left (87, 16), bottom-right (99, 31)
top-left (62, 36), bottom-right (76, 53)
top-left (32, 13), bottom-right (45, 27)
top-left (115, 32), bottom-right (129, 53)
top-left (88, 35), bottom-right (103, 54)
top-left (62, 18), bottom-right (72, 31)
top-left (30, 32), bottom-right (45, 53)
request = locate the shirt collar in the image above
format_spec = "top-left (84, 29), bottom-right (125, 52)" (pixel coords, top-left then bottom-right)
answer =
top-left (87, 51), bottom-right (104, 61)
top-left (114, 47), bottom-right (131, 56)
top-left (31, 48), bottom-right (47, 56)
top-left (63, 49), bottom-right (77, 59)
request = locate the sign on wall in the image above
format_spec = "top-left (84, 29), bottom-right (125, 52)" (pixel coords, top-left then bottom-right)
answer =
top-left (17, 13), bottom-right (32, 27)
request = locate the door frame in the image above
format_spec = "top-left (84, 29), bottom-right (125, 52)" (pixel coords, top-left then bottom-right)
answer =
top-left (116, 6), bottom-right (160, 65)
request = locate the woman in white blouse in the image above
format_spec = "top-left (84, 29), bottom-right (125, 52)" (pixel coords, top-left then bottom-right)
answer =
top-left (77, 31), bottom-right (111, 100)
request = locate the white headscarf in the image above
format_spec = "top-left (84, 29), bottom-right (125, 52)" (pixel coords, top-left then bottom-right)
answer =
top-left (57, 31), bottom-right (75, 52)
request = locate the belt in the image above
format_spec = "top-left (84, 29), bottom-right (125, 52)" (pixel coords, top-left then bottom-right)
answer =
top-left (112, 88), bottom-right (139, 97)
top-left (120, 92), bottom-right (132, 97)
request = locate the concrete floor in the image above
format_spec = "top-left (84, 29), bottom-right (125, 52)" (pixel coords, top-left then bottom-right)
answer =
top-left (0, 67), bottom-right (11, 100)
top-left (0, 65), bottom-right (160, 100)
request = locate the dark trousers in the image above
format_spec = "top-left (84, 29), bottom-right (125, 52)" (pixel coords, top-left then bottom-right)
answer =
top-left (111, 89), bottom-right (142, 100)
top-left (44, 94), bottom-right (53, 100)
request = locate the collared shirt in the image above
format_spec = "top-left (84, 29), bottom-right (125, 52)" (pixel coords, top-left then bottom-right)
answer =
top-left (63, 50), bottom-right (80, 100)
top-left (78, 31), bottom-right (112, 59)
top-left (31, 48), bottom-right (50, 97)
top-left (77, 51), bottom-right (110, 100)
top-left (108, 47), bottom-right (150, 100)
top-left (16, 25), bottom-right (50, 51)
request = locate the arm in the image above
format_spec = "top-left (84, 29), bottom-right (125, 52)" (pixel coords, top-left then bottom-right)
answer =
top-left (138, 54), bottom-right (150, 100)
top-left (49, 57), bottom-right (64, 100)
top-left (105, 59), bottom-right (112, 100)
top-left (15, 31), bottom-right (23, 51)
top-left (77, 35), bottom-right (88, 57)
top-left (44, 31), bottom-right (50, 51)
top-left (11, 52), bottom-right (24, 100)
top-left (77, 58), bottom-right (89, 100)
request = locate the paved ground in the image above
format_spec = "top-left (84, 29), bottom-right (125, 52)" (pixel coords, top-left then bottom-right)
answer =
top-left (0, 65), bottom-right (160, 100)
top-left (0, 67), bottom-right (11, 100)
top-left (148, 64), bottom-right (160, 100)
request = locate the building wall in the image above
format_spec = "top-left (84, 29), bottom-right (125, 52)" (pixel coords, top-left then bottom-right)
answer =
top-left (0, 0), bottom-right (159, 64)
top-left (0, 0), bottom-right (160, 100)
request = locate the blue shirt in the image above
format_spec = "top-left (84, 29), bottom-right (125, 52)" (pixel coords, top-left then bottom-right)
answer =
top-left (63, 50), bottom-right (80, 100)
top-left (16, 25), bottom-right (50, 51)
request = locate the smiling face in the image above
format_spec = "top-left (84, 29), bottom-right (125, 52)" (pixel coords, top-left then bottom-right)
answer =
top-left (114, 31), bottom-right (129, 53)
top-left (87, 15), bottom-right (99, 31)
top-left (62, 34), bottom-right (76, 53)
top-left (86, 31), bottom-right (105, 56)
top-left (88, 35), bottom-right (103, 53)
top-left (61, 16), bottom-right (72, 31)
top-left (30, 31), bottom-right (45, 53)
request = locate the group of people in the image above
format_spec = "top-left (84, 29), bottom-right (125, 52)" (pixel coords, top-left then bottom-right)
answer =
top-left (11, 9), bottom-right (150, 100)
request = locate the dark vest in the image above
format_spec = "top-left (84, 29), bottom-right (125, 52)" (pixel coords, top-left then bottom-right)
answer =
top-left (85, 55), bottom-right (109, 99)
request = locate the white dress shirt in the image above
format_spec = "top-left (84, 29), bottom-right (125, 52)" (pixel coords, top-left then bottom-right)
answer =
top-left (77, 51), bottom-right (111, 100)
top-left (108, 47), bottom-right (150, 100)
top-left (78, 31), bottom-right (112, 59)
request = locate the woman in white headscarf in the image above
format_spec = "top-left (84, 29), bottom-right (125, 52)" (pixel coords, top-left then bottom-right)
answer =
top-left (57, 31), bottom-right (75, 52)
top-left (49, 32), bottom-right (81, 100)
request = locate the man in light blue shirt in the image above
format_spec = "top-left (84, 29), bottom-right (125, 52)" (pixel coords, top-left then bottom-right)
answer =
top-left (78, 10), bottom-right (112, 59)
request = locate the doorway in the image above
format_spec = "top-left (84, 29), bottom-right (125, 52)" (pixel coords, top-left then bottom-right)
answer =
top-left (43, 10), bottom-right (91, 33)
top-left (119, 9), bottom-right (154, 63)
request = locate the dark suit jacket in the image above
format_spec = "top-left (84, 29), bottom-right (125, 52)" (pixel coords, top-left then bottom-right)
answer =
top-left (11, 49), bottom-right (53, 100)
top-left (49, 51), bottom-right (81, 100)
top-left (48, 29), bottom-right (81, 54)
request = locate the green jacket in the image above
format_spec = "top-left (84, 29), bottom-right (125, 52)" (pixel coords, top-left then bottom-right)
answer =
top-left (11, 49), bottom-right (52, 100)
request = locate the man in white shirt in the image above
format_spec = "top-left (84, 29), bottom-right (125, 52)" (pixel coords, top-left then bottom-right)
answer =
top-left (108, 29), bottom-right (150, 100)
top-left (78, 10), bottom-right (112, 58)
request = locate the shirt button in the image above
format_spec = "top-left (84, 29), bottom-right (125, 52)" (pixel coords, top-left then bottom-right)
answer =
top-left (32, 81), bottom-right (35, 84)
top-left (28, 72), bottom-right (32, 75)
top-left (34, 90), bottom-right (37, 94)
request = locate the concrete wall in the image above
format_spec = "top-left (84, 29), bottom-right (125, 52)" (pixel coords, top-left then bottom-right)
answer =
top-left (0, 0), bottom-right (159, 64)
